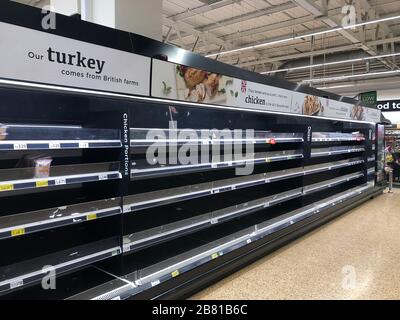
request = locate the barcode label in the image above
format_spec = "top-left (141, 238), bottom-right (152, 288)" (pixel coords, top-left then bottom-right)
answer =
top-left (87, 214), bottom-right (97, 221)
top-left (11, 228), bottom-right (25, 237)
top-left (36, 180), bottom-right (49, 188)
top-left (10, 279), bottom-right (24, 289)
top-left (123, 206), bottom-right (132, 213)
top-left (55, 178), bottom-right (67, 186)
top-left (0, 184), bottom-right (14, 192)
top-left (79, 142), bottom-right (89, 149)
top-left (171, 270), bottom-right (180, 278)
top-left (211, 218), bottom-right (218, 225)
top-left (211, 253), bottom-right (219, 260)
top-left (49, 142), bottom-right (61, 149)
top-left (99, 174), bottom-right (108, 181)
top-left (14, 143), bottom-right (27, 150)
top-left (151, 280), bottom-right (161, 287)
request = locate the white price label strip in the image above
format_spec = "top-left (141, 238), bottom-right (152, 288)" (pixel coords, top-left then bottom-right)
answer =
top-left (14, 143), bottom-right (27, 150)
top-left (79, 142), bottom-right (89, 149)
top-left (10, 279), bottom-right (24, 289)
top-left (151, 280), bottom-right (161, 287)
top-left (55, 178), bottom-right (67, 185)
top-left (49, 142), bottom-right (61, 149)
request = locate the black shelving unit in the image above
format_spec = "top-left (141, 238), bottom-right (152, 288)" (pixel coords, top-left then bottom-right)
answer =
top-left (0, 2), bottom-right (384, 300)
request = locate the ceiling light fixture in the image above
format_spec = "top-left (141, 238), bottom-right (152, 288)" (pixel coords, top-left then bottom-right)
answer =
top-left (262, 52), bottom-right (400, 74)
top-left (302, 70), bottom-right (400, 84)
top-left (316, 84), bottom-right (354, 90)
top-left (205, 14), bottom-right (400, 58)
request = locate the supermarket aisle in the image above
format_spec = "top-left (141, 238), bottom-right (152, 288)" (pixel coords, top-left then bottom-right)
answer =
top-left (192, 189), bottom-right (400, 300)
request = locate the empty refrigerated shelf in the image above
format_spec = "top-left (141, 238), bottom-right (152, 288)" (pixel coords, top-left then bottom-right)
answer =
top-left (122, 188), bottom-right (303, 253)
top-left (71, 183), bottom-right (374, 300)
top-left (0, 162), bottom-right (121, 194)
top-left (311, 146), bottom-right (365, 158)
top-left (0, 198), bottom-right (121, 240)
top-left (0, 125), bottom-right (121, 151)
top-left (312, 132), bottom-right (365, 142)
top-left (0, 237), bottom-right (121, 296)
top-left (303, 158), bottom-right (365, 175)
top-left (123, 167), bottom-right (304, 213)
top-left (303, 172), bottom-right (365, 195)
top-left (131, 150), bottom-right (303, 180)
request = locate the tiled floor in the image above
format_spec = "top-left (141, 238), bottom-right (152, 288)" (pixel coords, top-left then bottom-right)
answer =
top-left (191, 189), bottom-right (400, 300)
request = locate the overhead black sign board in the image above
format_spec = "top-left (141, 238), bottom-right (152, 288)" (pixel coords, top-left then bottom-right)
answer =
top-left (376, 100), bottom-right (400, 111)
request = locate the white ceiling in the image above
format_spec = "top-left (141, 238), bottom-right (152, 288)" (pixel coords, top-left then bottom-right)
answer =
top-left (163, 0), bottom-right (400, 96)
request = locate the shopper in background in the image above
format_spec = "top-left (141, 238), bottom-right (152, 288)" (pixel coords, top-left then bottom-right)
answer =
top-left (393, 151), bottom-right (400, 182)
top-left (386, 146), bottom-right (400, 182)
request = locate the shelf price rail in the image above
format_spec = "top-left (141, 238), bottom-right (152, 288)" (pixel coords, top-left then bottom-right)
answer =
top-left (0, 198), bottom-right (122, 240)
top-left (0, 162), bottom-right (122, 194)
top-left (130, 128), bottom-right (304, 148)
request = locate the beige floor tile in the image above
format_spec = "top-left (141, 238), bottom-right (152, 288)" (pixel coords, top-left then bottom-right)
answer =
top-left (191, 189), bottom-right (400, 300)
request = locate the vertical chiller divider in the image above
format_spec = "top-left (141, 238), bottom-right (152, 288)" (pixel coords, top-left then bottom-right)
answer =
top-left (363, 127), bottom-right (372, 184)
top-left (301, 125), bottom-right (312, 208)
top-left (82, 105), bottom-right (129, 275)
top-left (118, 107), bottom-right (132, 274)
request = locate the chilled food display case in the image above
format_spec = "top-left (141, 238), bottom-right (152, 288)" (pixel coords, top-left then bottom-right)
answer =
top-left (0, 1), bottom-right (384, 300)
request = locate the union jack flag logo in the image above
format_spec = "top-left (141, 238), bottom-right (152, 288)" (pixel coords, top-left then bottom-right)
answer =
top-left (241, 80), bottom-right (247, 93)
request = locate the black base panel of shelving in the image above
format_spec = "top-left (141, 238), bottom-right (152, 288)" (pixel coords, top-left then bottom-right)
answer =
top-left (129, 187), bottom-right (383, 300)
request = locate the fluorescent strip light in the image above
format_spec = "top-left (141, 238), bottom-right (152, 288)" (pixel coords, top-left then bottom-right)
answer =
top-left (303, 70), bottom-right (400, 84)
top-left (343, 14), bottom-right (400, 29)
top-left (316, 84), bottom-right (354, 90)
top-left (206, 38), bottom-right (293, 58)
top-left (262, 52), bottom-right (400, 74)
top-left (205, 15), bottom-right (400, 58)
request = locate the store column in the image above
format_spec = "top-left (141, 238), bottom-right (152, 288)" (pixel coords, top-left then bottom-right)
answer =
top-left (81, 0), bottom-right (163, 41)
top-left (50, 0), bottom-right (80, 16)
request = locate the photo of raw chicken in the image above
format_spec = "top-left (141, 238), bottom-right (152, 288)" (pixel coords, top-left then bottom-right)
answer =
top-left (183, 68), bottom-right (207, 89)
top-left (303, 95), bottom-right (324, 116)
top-left (174, 65), bottom-right (229, 104)
top-left (203, 73), bottom-right (221, 98)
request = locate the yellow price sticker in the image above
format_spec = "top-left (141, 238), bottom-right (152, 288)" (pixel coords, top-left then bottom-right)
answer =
top-left (0, 184), bottom-right (14, 192)
top-left (36, 180), bottom-right (49, 188)
top-left (87, 214), bottom-right (97, 221)
top-left (211, 253), bottom-right (219, 260)
top-left (11, 228), bottom-right (26, 237)
top-left (265, 158), bottom-right (272, 163)
top-left (171, 270), bottom-right (180, 278)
